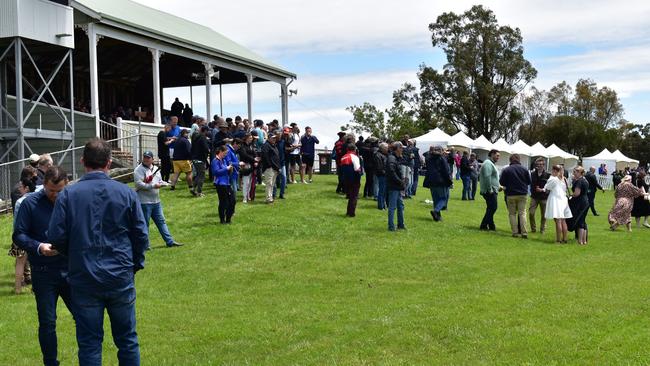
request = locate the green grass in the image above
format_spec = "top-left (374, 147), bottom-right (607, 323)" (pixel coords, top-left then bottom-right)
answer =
top-left (1, 175), bottom-right (650, 365)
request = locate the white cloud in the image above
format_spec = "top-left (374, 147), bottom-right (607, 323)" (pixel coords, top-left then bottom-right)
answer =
top-left (134, 0), bottom-right (650, 53)
top-left (147, 0), bottom-right (650, 124)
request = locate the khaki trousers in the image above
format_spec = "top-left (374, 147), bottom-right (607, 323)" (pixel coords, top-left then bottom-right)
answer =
top-left (263, 168), bottom-right (278, 202)
top-left (529, 198), bottom-right (547, 232)
top-left (506, 195), bottom-right (528, 235)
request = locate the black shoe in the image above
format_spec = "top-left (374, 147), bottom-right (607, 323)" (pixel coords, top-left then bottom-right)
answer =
top-left (430, 210), bottom-right (436, 221)
top-left (170, 185), bottom-right (175, 191)
top-left (593, 212), bottom-right (599, 216)
top-left (167, 242), bottom-right (184, 247)
top-left (434, 211), bottom-right (442, 221)
top-left (397, 226), bottom-right (407, 230)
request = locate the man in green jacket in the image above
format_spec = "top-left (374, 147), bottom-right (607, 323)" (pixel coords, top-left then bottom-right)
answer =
top-left (479, 149), bottom-right (501, 230)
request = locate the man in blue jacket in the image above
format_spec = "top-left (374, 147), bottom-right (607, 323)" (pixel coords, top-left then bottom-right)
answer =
top-left (48, 138), bottom-right (149, 366)
top-left (14, 166), bottom-right (73, 366)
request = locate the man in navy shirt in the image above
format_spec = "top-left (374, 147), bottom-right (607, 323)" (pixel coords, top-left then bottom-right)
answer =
top-left (499, 154), bottom-right (532, 238)
top-left (300, 126), bottom-right (319, 183)
top-left (14, 166), bottom-right (73, 366)
top-left (48, 138), bottom-right (149, 366)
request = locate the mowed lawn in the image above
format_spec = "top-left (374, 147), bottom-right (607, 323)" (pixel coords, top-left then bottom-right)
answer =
top-left (1, 174), bottom-right (650, 365)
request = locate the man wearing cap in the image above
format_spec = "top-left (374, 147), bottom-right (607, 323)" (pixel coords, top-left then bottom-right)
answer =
top-left (28, 153), bottom-right (40, 168)
top-left (134, 151), bottom-right (183, 248)
top-left (212, 119), bottom-right (232, 149)
top-left (334, 132), bottom-right (347, 194)
top-left (261, 133), bottom-right (280, 203)
top-left (300, 126), bottom-right (319, 183)
top-left (170, 128), bottom-right (194, 194)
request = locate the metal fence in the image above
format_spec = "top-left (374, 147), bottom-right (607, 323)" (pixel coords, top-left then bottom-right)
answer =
top-left (0, 133), bottom-right (155, 214)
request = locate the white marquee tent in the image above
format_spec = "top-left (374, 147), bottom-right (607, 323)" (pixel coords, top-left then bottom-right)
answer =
top-left (510, 140), bottom-right (533, 168)
top-left (546, 144), bottom-right (579, 169)
top-left (471, 135), bottom-right (493, 161)
top-left (529, 142), bottom-right (549, 158)
top-left (413, 128), bottom-right (451, 158)
top-left (447, 131), bottom-right (475, 150)
top-left (492, 138), bottom-right (512, 168)
top-left (612, 150), bottom-right (639, 165)
top-left (583, 149), bottom-right (617, 174)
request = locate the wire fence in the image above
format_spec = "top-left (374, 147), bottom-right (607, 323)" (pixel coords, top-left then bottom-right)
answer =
top-left (0, 133), bottom-right (157, 214)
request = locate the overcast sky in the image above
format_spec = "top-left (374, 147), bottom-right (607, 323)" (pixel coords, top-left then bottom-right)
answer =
top-left (134, 0), bottom-right (650, 149)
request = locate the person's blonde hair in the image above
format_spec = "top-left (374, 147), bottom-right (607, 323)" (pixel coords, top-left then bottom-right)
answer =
top-left (573, 166), bottom-right (585, 176)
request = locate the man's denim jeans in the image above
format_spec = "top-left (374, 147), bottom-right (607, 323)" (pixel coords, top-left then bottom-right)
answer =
top-left (141, 203), bottom-right (173, 246)
top-left (32, 268), bottom-right (74, 366)
top-left (387, 189), bottom-right (405, 230)
top-left (72, 286), bottom-right (140, 366)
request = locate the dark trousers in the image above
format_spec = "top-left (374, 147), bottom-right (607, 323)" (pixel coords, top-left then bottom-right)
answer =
top-left (336, 166), bottom-right (345, 193)
top-left (588, 191), bottom-right (597, 215)
top-left (345, 180), bottom-right (361, 216)
top-left (430, 186), bottom-right (448, 213)
top-left (250, 170), bottom-right (257, 201)
top-left (376, 175), bottom-right (387, 209)
top-left (160, 156), bottom-right (172, 182)
top-left (461, 174), bottom-right (471, 200)
top-left (32, 268), bottom-right (75, 366)
top-left (410, 170), bottom-right (420, 196)
top-left (470, 177), bottom-right (478, 200)
top-left (72, 286), bottom-right (139, 366)
top-left (363, 170), bottom-right (375, 197)
top-left (481, 192), bottom-right (498, 230)
top-left (216, 184), bottom-right (235, 223)
top-left (192, 161), bottom-right (206, 194)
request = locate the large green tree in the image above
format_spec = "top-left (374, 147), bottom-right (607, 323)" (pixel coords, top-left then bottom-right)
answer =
top-left (423, 5), bottom-right (537, 139)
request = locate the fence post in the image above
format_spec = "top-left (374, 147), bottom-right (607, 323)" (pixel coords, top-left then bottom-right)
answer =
top-left (117, 117), bottom-right (123, 150)
top-left (132, 134), bottom-right (138, 169)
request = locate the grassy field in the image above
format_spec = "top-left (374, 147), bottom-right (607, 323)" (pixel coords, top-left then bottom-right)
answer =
top-left (1, 174), bottom-right (650, 365)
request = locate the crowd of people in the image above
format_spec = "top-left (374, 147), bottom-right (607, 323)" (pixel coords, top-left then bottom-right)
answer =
top-left (5, 111), bottom-right (650, 364)
top-left (332, 133), bottom-right (650, 240)
top-left (155, 110), bottom-right (320, 223)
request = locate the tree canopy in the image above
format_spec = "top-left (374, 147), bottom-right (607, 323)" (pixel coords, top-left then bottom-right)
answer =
top-left (423, 5), bottom-right (537, 139)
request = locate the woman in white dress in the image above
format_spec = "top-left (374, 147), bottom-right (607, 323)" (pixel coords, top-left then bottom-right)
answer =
top-left (538, 165), bottom-right (572, 243)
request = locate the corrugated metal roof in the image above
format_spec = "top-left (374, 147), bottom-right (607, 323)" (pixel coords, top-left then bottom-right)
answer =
top-left (72, 0), bottom-right (295, 79)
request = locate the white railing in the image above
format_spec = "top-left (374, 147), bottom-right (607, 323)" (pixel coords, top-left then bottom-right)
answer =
top-left (597, 175), bottom-right (613, 190)
top-left (116, 119), bottom-right (160, 158)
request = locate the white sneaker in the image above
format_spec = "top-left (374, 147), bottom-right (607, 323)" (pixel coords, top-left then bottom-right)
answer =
top-left (644, 222), bottom-right (650, 228)
top-left (302, 180), bottom-right (309, 184)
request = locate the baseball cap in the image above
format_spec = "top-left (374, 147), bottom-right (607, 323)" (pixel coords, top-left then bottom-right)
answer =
top-left (143, 151), bottom-right (154, 158)
top-left (29, 153), bottom-right (40, 163)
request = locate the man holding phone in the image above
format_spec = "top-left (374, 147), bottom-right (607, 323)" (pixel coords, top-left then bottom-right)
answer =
top-left (134, 150), bottom-right (183, 248)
